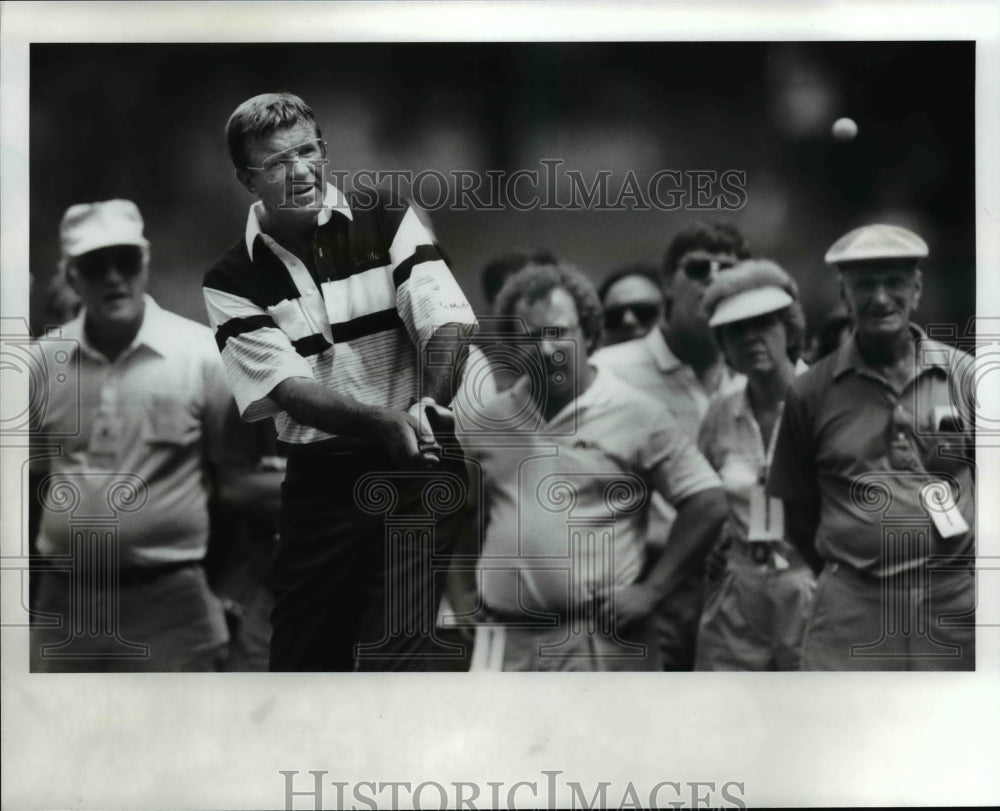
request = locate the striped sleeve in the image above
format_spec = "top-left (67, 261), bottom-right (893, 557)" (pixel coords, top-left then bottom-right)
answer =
top-left (387, 202), bottom-right (476, 345)
top-left (203, 274), bottom-right (314, 422)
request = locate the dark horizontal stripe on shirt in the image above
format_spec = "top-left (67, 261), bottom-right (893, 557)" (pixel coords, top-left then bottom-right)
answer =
top-left (215, 314), bottom-right (278, 351)
top-left (330, 308), bottom-right (405, 343)
top-left (205, 240), bottom-right (305, 310)
top-left (392, 243), bottom-right (442, 288)
top-left (205, 193), bottom-right (434, 313)
top-left (291, 332), bottom-right (333, 357)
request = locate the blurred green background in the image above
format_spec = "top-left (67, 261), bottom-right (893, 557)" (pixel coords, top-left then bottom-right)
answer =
top-left (29, 41), bottom-right (974, 338)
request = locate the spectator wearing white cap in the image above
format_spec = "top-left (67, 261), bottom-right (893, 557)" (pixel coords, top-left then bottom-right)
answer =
top-left (694, 260), bottom-right (815, 670)
top-left (767, 224), bottom-right (975, 670)
top-left (29, 199), bottom-right (240, 671)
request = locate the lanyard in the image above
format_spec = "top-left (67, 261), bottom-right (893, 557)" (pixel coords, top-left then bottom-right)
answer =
top-left (758, 399), bottom-right (785, 485)
top-left (751, 399), bottom-right (787, 557)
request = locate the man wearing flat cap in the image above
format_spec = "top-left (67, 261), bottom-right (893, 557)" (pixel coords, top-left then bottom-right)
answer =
top-left (766, 224), bottom-right (975, 670)
top-left (29, 199), bottom-right (237, 671)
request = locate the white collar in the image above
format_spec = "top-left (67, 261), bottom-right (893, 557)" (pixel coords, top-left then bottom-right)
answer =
top-left (243, 182), bottom-right (354, 256)
top-left (62, 294), bottom-right (171, 360)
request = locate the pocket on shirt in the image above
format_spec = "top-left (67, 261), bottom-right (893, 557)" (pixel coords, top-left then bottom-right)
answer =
top-left (146, 395), bottom-right (196, 445)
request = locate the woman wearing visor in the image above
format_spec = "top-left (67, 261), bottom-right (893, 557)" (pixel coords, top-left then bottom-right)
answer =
top-left (694, 260), bottom-right (816, 671)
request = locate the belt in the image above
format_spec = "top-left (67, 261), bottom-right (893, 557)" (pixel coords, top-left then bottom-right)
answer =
top-left (824, 560), bottom-right (974, 588)
top-left (726, 539), bottom-right (794, 569)
top-left (483, 600), bottom-right (607, 626)
top-left (281, 435), bottom-right (382, 461)
top-left (116, 560), bottom-right (199, 587)
top-left (35, 558), bottom-right (199, 588)
top-left (284, 441), bottom-right (466, 489)
top-left (283, 445), bottom-right (393, 495)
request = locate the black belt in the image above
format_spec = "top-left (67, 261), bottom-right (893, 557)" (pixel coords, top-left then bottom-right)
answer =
top-left (726, 539), bottom-right (787, 567)
top-left (284, 441), bottom-right (466, 486)
top-left (280, 435), bottom-right (382, 461)
top-left (116, 560), bottom-right (199, 587)
top-left (34, 558), bottom-right (199, 588)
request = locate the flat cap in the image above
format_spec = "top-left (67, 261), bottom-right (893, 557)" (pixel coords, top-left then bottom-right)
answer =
top-left (60, 199), bottom-right (149, 260)
top-left (824, 224), bottom-right (928, 267)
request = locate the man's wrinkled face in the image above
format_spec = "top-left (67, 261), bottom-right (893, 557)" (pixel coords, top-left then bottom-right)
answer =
top-left (839, 265), bottom-right (922, 340)
top-left (68, 244), bottom-right (148, 332)
top-left (238, 121), bottom-right (327, 224)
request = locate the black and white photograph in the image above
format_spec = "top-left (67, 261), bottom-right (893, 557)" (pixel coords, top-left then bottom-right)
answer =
top-left (2, 2), bottom-right (999, 808)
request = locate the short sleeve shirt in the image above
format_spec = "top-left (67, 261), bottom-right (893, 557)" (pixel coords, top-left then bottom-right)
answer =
top-left (203, 184), bottom-right (476, 447)
top-left (591, 327), bottom-right (743, 544)
top-left (591, 327), bottom-right (744, 437)
top-left (31, 297), bottom-right (234, 566)
top-left (456, 366), bottom-right (721, 616)
top-left (697, 359), bottom-right (808, 553)
top-left (766, 328), bottom-right (975, 575)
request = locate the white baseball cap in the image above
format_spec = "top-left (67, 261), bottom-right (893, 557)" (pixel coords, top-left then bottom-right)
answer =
top-left (707, 285), bottom-right (794, 328)
top-left (59, 199), bottom-right (149, 260)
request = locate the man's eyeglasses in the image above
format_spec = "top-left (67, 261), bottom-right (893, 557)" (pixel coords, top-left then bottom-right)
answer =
top-left (74, 245), bottom-right (144, 281)
top-left (604, 302), bottom-right (661, 330)
top-left (679, 257), bottom-right (736, 282)
top-left (246, 138), bottom-right (327, 182)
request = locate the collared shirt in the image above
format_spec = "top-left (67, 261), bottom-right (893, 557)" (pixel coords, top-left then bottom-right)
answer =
top-left (697, 359), bottom-right (809, 550)
top-left (591, 326), bottom-right (745, 437)
top-left (202, 184), bottom-right (476, 447)
top-left (30, 297), bottom-right (234, 566)
top-left (456, 366), bottom-right (721, 616)
top-left (767, 327), bottom-right (975, 576)
top-left (591, 326), bottom-right (744, 544)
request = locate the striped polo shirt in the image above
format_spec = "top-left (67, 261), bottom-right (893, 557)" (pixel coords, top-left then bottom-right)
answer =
top-left (203, 184), bottom-right (476, 447)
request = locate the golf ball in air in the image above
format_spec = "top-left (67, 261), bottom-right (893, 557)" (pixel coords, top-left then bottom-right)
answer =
top-left (832, 117), bottom-right (858, 140)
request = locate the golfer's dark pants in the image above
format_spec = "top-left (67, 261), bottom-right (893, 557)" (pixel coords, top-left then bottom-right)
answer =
top-left (269, 448), bottom-right (464, 672)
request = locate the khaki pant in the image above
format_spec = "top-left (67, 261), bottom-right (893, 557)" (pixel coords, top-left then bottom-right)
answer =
top-left (801, 562), bottom-right (975, 671)
top-left (695, 544), bottom-right (815, 671)
top-left (31, 564), bottom-right (228, 672)
top-left (472, 609), bottom-right (661, 672)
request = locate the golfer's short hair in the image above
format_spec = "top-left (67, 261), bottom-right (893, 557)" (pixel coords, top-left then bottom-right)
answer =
top-left (226, 92), bottom-right (321, 170)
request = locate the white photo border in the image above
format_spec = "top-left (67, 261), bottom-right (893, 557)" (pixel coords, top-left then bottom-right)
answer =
top-left (2, 2), bottom-right (999, 809)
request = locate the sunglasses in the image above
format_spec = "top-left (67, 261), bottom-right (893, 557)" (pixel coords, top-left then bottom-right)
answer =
top-left (74, 246), bottom-right (144, 281)
top-left (604, 302), bottom-right (661, 329)
top-left (679, 257), bottom-right (736, 282)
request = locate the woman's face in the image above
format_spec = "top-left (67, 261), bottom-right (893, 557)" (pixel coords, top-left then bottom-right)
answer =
top-left (718, 310), bottom-right (788, 377)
